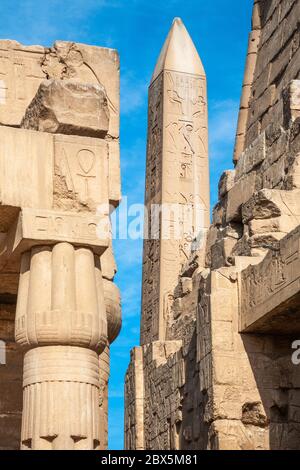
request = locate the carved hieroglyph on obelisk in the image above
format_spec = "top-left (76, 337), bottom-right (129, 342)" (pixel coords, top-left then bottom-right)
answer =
top-left (140, 18), bottom-right (210, 344)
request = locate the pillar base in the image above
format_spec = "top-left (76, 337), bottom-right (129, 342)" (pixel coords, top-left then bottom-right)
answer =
top-left (21, 346), bottom-right (101, 450)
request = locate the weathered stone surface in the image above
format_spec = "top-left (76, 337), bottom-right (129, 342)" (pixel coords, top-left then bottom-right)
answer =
top-left (226, 172), bottom-right (257, 222)
top-left (53, 134), bottom-right (109, 211)
top-left (249, 214), bottom-right (300, 235)
top-left (218, 170), bottom-right (235, 198)
top-left (282, 80), bottom-right (300, 128)
top-left (0, 126), bottom-right (53, 211)
top-left (124, 347), bottom-right (144, 451)
top-left (22, 80), bottom-right (110, 138)
top-left (211, 237), bottom-right (237, 270)
top-left (242, 189), bottom-right (300, 223)
top-left (0, 40), bottom-right (120, 138)
top-left (235, 132), bottom-right (266, 180)
top-left (126, 18), bottom-right (210, 451)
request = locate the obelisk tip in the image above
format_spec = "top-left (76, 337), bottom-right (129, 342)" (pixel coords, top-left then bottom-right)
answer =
top-left (151, 17), bottom-right (205, 84)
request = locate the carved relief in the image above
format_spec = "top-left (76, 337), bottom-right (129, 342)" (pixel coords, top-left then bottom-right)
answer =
top-left (141, 73), bottom-right (163, 343)
top-left (241, 227), bottom-right (300, 332)
top-left (0, 43), bottom-right (45, 125)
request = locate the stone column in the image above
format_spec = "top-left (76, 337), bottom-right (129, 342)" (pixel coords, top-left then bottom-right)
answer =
top-left (140, 17), bottom-right (210, 344)
top-left (15, 244), bottom-right (107, 450)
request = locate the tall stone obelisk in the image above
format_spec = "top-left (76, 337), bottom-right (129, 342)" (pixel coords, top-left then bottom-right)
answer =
top-left (140, 18), bottom-right (210, 345)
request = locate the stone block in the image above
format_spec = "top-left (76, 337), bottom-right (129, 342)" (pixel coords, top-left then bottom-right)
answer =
top-left (263, 127), bottom-right (288, 170)
top-left (240, 226), bottom-right (300, 334)
top-left (0, 126), bottom-right (53, 212)
top-left (249, 231), bottom-right (286, 251)
top-left (249, 214), bottom-right (300, 235)
top-left (231, 234), bottom-right (252, 257)
top-left (0, 127), bottom-right (117, 220)
top-left (212, 200), bottom-right (226, 226)
top-left (269, 35), bottom-right (297, 86)
top-left (277, 44), bottom-right (300, 97)
top-left (249, 85), bottom-right (276, 127)
top-left (226, 172), bottom-right (257, 222)
top-left (245, 120), bottom-right (261, 149)
top-left (260, 3), bottom-right (280, 45)
top-left (282, 80), bottom-right (300, 128)
top-left (0, 40), bottom-right (45, 127)
top-left (252, 64), bottom-right (271, 101)
top-left (218, 170), bottom-right (235, 198)
top-left (211, 237), bottom-right (237, 270)
top-left (242, 189), bottom-right (300, 223)
top-left (0, 40), bottom-right (120, 138)
top-left (235, 132), bottom-right (266, 180)
top-left (262, 154), bottom-right (285, 188)
top-left (22, 80), bottom-right (110, 138)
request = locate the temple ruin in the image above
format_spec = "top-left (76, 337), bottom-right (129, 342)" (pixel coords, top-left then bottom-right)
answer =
top-left (125, 0), bottom-right (300, 450)
top-left (1, 0), bottom-right (300, 453)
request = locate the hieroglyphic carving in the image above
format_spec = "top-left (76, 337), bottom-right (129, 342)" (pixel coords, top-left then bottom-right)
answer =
top-left (54, 135), bottom-right (109, 211)
top-left (0, 41), bottom-right (120, 139)
top-left (0, 208), bottom-right (109, 274)
top-left (161, 69), bottom-right (209, 331)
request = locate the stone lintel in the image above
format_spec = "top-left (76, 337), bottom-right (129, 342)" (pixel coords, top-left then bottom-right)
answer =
top-left (0, 208), bottom-right (109, 271)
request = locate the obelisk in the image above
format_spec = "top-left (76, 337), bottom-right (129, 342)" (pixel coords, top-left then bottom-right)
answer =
top-left (140, 18), bottom-right (210, 344)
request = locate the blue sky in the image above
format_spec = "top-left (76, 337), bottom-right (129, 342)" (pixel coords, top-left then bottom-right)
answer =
top-left (0, 0), bottom-right (253, 449)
